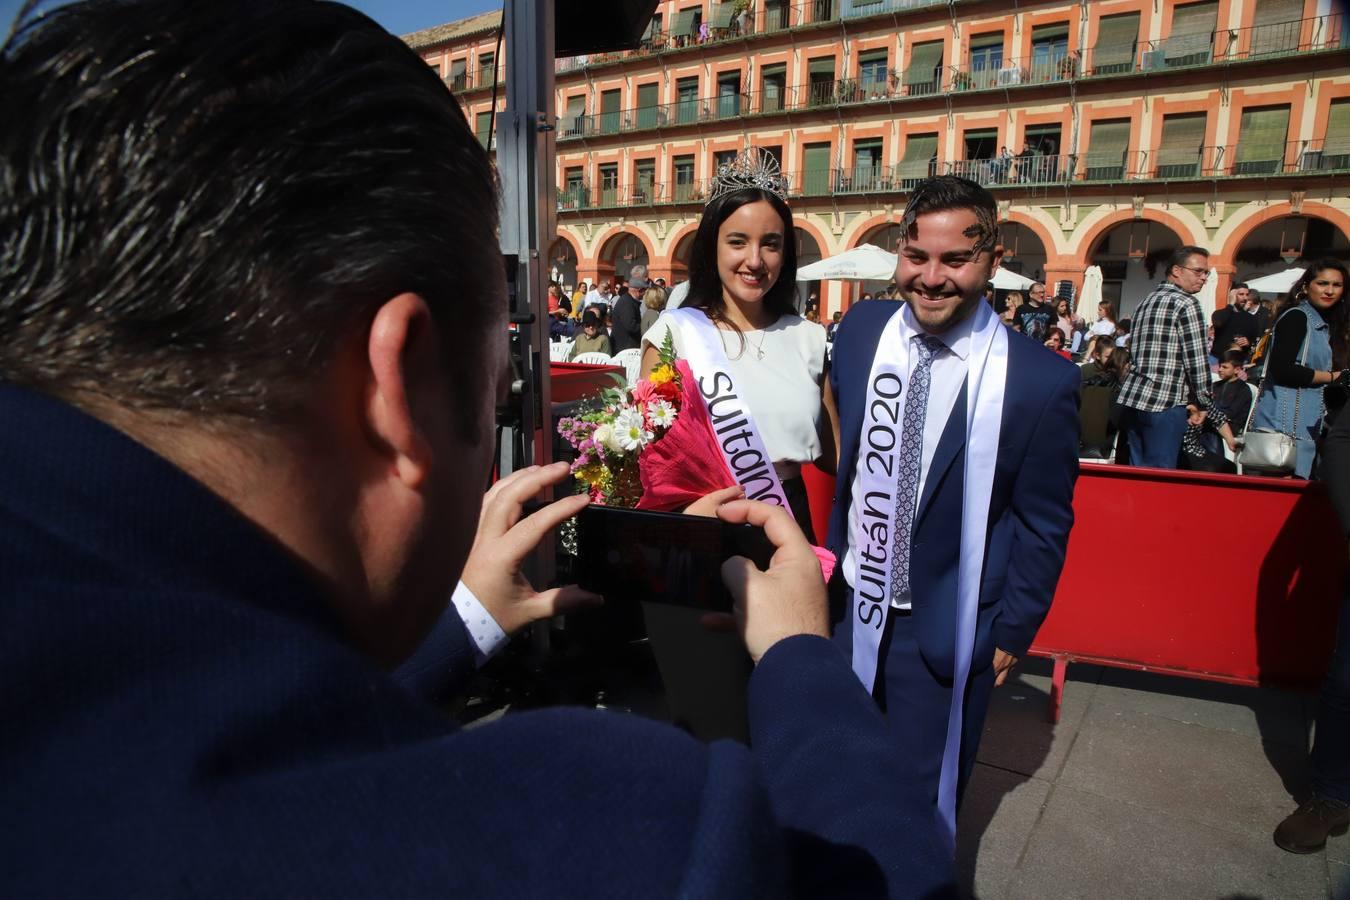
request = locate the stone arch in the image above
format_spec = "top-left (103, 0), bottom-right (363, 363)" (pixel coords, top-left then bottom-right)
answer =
top-left (1082, 217), bottom-right (1190, 319)
top-left (593, 226), bottom-right (656, 282)
top-left (1073, 207), bottom-right (1204, 262)
top-left (548, 231), bottom-right (583, 290)
top-left (1218, 202), bottom-right (1350, 271)
top-left (664, 221), bottom-right (702, 283)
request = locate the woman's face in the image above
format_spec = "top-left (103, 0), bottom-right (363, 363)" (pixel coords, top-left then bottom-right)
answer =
top-left (1098, 303), bottom-right (1110, 319)
top-left (1056, 299), bottom-right (1069, 316)
top-left (716, 200), bottom-right (785, 309)
top-left (1045, 331), bottom-right (1064, 350)
top-left (1306, 268), bottom-right (1346, 312)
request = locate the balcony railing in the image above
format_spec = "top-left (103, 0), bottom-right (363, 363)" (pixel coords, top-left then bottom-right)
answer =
top-left (555, 140), bottom-right (1350, 211)
top-left (948, 49), bottom-right (1077, 92)
top-left (446, 67), bottom-right (505, 93)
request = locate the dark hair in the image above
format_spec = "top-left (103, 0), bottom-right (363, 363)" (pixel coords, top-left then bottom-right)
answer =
top-left (1248, 289), bottom-right (1260, 302)
top-left (1220, 349), bottom-right (1248, 366)
top-left (900, 176), bottom-right (999, 255)
top-left (1166, 246), bottom-right (1210, 277)
top-left (581, 308), bottom-right (602, 328)
top-left (1287, 259), bottom-right (1350, 367)
top-left (0, 0), bottom-right (501, 426)
top-left (1232, 281), bottom-right (1249, 291)
top-left (686, 187), bottom-right (799, 333)
top-left (1102, 347), bottom-right (1132, 382)
top-left (1117, 318), bottom-right (1132, 333)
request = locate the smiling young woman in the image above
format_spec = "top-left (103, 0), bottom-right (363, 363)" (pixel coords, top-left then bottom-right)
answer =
top-left (639, 150), bottom-right (832, 540)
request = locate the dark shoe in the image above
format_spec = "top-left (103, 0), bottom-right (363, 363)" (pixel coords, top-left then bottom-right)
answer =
top-left (1274, 796), bottom-right (1350, 853)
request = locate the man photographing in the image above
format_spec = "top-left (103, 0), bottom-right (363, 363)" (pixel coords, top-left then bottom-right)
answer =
top-left (0, 1), bottom-right (950, 896)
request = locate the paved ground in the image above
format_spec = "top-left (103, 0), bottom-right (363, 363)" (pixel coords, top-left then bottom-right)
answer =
top-left (955, 658), bottom-right (1349, 900)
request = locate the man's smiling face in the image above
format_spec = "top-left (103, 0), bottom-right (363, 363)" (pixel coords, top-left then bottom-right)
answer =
top-left (895, 209), bottom-right (1003, 334)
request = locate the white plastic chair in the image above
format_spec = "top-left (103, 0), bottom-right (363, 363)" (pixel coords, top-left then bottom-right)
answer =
top-left (571, 351), bottom-right (612, 366)
top-left (550, 340), bottom-right (574, 362)
top-left (610, 348), bottom-right (643, 385)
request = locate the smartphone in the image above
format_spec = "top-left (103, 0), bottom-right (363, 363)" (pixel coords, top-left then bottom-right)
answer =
top-left (575, 505), bottom-right (775, 612)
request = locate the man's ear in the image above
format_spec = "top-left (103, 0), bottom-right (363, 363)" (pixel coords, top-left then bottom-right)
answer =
top-left (365, 293), bottom-right (441, 491)
top-left (988, 243), bottom-right (1005, 275)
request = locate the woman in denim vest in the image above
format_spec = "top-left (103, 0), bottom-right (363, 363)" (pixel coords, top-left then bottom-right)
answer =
top-left (1250, 260), bottom-right (1349, 478)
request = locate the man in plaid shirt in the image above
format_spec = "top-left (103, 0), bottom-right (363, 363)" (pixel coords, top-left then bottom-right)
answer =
top-left (1118, 246), bottom-right (1214, 468)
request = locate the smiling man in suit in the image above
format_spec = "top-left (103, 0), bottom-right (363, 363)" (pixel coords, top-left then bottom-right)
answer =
top-left (825, 176), bottom-right (1080, 848)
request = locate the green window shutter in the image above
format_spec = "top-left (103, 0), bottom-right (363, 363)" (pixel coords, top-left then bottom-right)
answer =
top-left (970, 32), bottom-right (1003, 50)
top-left (1323, 100), bottom-right (1350, 164)
top-left (803, 142), bottom-right (832, 196)
top-left (808, 56), bottom-right (836, 76)
top-left (636, 83), bottom-right (659, 128)
top-left (671, 8), bottom-right (696, 37)
top-left (905, 41), bottom-right (944, 88)
top-left (1166, 1), bottom-right (1217, 62)
top-left (1032, 24), bottom-right (1070, 43)
top-left (1085, 119), bottom-right (1131, 179)
top-left (897, 132), bottom-right (939, 183)
top-left (1093, 13), bottom-right (1140, 70)
top-left (563, 95), bottom-right (586, 136)
top-left (475, 111), bottom-right (492, 148)
top-left (1236, 105), bottom-right (1290, 173)
top-left (1155, 113), bottom-right (1207, 176)
top-left (711, 3), bottom-right (735, 29)
top-left (1251, 0), bottom-right (1304, 56)
top-left (600, 89), bottom-right (621, 133)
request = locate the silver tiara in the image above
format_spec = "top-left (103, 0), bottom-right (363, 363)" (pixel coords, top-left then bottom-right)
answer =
top-left (706, 147), bottom-right (789, 205)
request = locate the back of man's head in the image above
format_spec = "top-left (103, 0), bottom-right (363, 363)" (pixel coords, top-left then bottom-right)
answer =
top-left (0, 0), bottom-right (502, 428)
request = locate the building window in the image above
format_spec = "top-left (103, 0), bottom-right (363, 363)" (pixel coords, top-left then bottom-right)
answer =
top-left (475, 111), bottom-right (493, 149)
top-left (761, 64), bottom-right (787, 113)
top-left (1319, 100), bottom-right (1350, 170)
top-left (1084, 118), bottom-right (1132, 180)
top-left (599, 163), bottom-right (619, 206)
top-left (1251, 0), bottom-right (1305, 57)
top-left (713, 149), bottom-right (738, 174)
top-left (562, 166), bottom-right (587, 209)
top-left (849, 138), bottom-right (884, 190)
top-left (802, 141), bottom-right (832, 196)
top-left (756, 145), bottom-right (784, 169)
top-left (1030, 23), bottom-right (1072, 81)
top-left (478, 52), bottom-right (495, 88)
top-left (1091, 12), bottom-right (1140, 75)
top-left (449, 58), bottom-right (467, 92)
top-left (600, 89), bottom-right (621, 134)
top-left (674, 154), bottom-right (697, 201)
top-left (956, 128), bottom-right (998, 183)
top-left (1234, 105), bottom-right (1291, 175)
top-left (858, 49), bottom-right (889, 97)
top-left (636, 82), bottom-right (660, 128)
top-left (1020, 125), bottom-right (1063, 182)
top-left (1154, 113), bottom-right (1206, 178)
top-left (563, 95), bottom-right (586, 137)
top-left (634, 159), bottom-right (656, 203)
top-left (807, 56), bottom-right (836, 105)
top-left (1165, 1), bottom-right (1218, 67)
top-left (897, 132), bottom-right (939, 187)
top-left (904, 41), bottom-right (943, 96)
top-left (716, 71), bottom-right (742, 119)
top-left (965, 33), bottom-right (1004, 90)
top-left (676, 76), bottom-right (700, 124)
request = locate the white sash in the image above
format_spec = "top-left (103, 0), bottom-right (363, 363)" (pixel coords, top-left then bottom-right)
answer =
top-left (850, 301), bottom-right (1008, 852)
top-left (661, 308), bottom-right (790, 508)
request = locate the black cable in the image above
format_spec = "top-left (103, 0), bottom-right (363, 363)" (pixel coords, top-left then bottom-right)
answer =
top-left (486, 0), bottom-right (506, 152)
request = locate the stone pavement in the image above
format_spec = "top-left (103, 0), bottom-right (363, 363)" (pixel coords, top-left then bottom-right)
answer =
top-left (955, 658), bottom-right (1349, 900)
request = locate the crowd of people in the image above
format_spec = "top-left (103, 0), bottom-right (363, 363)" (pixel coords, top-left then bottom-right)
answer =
top-left (2, 2), bottom-right (1345, 895)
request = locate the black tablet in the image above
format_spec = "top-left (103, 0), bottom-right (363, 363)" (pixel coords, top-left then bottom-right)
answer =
top-left (575, 505), bottom-right (775, 612)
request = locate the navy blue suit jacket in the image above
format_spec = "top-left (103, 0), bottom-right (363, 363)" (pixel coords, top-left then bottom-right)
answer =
top-left (827, 301), bottom-right (1079, 677)
top-left (0, 384), bottom-right (955, 898)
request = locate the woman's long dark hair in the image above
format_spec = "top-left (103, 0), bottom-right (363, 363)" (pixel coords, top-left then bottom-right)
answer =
top-left (1279, 259), bottom-right (1350, 367)
top-left (685, 187), bottom-right (799, 338)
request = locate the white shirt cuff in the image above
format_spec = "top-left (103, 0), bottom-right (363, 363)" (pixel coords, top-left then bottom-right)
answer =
top-left (452, 580), bottom-right (509, 666)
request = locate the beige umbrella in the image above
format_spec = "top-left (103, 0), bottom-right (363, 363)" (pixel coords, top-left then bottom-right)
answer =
top-left (1078, 265), bottom-right (1103, 325)
top-left (1195, 267), bottom-right (1219, 324)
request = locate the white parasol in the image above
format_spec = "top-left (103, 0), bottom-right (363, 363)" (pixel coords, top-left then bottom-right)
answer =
top-left (1077, 265), bottom-right (1104, 324)
top-left (1244, 267), bottom-right (1307, 295)
top-left (1194, 267), bottom-right (1219, 323)
top-left (796, 244), bottom-right (897, 281)
top-left (990, 267), bottom-right (1037, 291)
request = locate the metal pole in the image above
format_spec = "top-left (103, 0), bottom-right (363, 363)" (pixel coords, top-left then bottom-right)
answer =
top-left (498, 0), bottom-right (558, 612)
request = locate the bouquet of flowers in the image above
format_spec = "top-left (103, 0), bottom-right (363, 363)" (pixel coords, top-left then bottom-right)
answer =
top-left (557, 332), bottom-right (687, 506)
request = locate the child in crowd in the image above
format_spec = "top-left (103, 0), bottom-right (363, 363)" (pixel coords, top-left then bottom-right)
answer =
top-left (1114, 317), bottom-right (1132, 348)
top-left (1044, 327), bottom-right (1072, 359)
top-left (1181, 349), bottom-right (1250, 472)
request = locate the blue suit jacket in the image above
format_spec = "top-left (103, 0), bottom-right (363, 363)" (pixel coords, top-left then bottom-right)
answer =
top-left (827, 301), bottom-right (1079, 677)
top-left (0, 384), bottom-right (955, 898)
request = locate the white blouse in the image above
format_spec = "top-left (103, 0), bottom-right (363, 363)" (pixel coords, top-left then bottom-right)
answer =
top-left (642, 310), bottom-right (827, 470)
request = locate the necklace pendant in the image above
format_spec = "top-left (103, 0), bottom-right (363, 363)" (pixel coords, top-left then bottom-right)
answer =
top-left (756, 347), bottom-right (766, 360)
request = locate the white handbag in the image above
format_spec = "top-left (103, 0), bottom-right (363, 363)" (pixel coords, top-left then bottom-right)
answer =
top-left (1237, 313), bottom-right (1308, 474)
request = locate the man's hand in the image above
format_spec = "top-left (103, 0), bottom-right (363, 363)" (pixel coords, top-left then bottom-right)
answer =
top-left (993, 648), bottom-right (1018, 687)
top-left (684, 485), bottom-right (745, 518)
top-left (1186, 404), bottom-right (1207, 426)
top-left (460, 462), bottom-right (601, 635)
top-left (1234, 336), bottom-right (1250, 349)
top-left (714, 500), bottom-right (829, 664)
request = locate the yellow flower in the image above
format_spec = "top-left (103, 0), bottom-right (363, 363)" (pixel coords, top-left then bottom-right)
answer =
top-left (648, 364), bottom-right (675, 385)
top-left (574, 463), bottom-right (606, 488)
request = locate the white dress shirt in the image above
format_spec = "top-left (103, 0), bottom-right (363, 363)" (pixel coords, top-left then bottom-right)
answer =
top-left (842, 303), bottom-right (974, 609)
top-left (451, 580), bottom-right (509, 665)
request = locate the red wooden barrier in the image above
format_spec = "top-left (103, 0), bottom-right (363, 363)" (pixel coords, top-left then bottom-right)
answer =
top-left (801, 463), bottom-right (1344, 721)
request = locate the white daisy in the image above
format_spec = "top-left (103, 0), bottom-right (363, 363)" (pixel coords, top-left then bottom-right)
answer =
top-left (614, 407), bottom-right (653, 451)
top-left (646, 399), bottom-right (678, 429)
